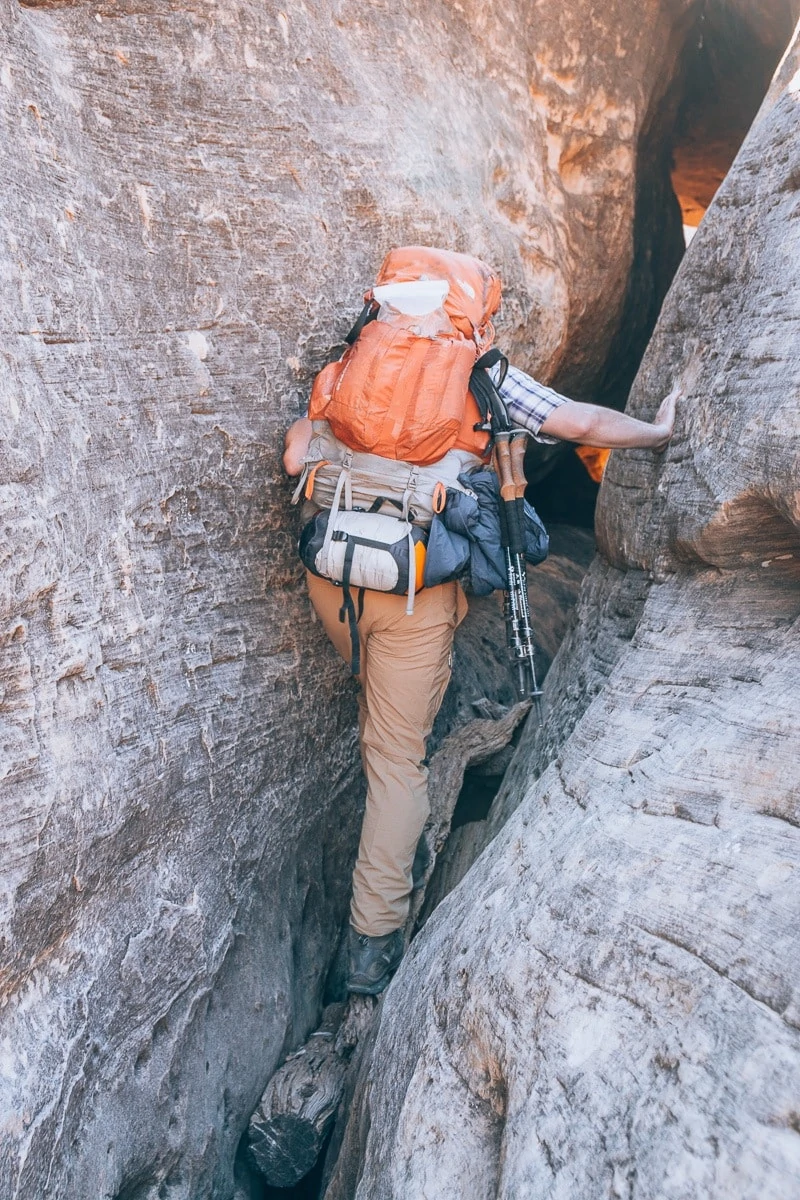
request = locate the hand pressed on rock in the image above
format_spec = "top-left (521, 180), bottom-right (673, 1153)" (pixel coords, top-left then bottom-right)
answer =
top-left (651, 387), bottom-right (681, 452)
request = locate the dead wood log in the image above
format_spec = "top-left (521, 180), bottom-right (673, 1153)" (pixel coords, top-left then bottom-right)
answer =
top-left (427, 700), bottom-right (530, 844)
top-left (247, 997), bottom-right (375, 1187)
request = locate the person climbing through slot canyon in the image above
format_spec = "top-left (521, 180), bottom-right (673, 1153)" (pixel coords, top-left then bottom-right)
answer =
top-left (283, 246), bottom-right (685, 997)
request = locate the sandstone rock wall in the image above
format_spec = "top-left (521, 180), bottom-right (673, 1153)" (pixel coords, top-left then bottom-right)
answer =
top-left (326, 25), bottom-right (800, 1200)
top-left (0, 2), bottom-right (720, 1196)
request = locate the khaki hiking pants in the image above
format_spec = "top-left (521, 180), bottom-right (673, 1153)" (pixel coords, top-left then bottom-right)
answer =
top-left (306, 572), bottom-right (468, 937)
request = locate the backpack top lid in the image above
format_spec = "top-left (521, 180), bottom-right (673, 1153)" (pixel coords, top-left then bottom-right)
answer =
top-left (372, 279), bottom-right (450, 315)
top-left (372, 247), bottom-right (501, 347)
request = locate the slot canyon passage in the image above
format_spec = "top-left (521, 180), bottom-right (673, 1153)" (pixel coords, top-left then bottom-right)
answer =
top-left (1, 1), bottom-right (799, 1198)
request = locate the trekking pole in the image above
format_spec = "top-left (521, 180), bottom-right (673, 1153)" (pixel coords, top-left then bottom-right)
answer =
top-left (470, 351), bottom-right (544, 723)
top-left (493, 429), bottom-right (544, 725)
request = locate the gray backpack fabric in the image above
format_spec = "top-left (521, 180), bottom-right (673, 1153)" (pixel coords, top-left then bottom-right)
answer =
top-left (292, 421), bottom-right (482, 529)
top-left (300, 508), bottom-right (426, 597)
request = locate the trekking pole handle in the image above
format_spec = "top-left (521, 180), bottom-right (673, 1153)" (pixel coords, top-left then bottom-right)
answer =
top-left (509, 432), bottom-right (528, 500)
top-left (493, 433), bottom-right (516, 504)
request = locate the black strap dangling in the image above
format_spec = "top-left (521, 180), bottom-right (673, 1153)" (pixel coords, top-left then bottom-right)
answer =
top-left (344, 300), bottom-right (378, 346)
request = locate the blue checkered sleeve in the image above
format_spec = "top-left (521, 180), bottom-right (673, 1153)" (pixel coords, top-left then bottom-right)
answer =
top-left (489, 363), bottom-right (571, 443)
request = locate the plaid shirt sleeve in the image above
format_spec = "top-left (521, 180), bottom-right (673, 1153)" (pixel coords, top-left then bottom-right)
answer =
top-left (490, 363), bottom-right (571, 443)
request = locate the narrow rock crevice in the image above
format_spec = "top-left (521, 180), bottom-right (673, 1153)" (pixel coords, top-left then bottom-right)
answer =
top-left (3, 3), bottom-right (799, 1199)
top-left (529, 0), bottom-right (796, 528)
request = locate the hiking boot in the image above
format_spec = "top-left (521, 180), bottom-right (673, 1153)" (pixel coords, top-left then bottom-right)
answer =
top-left (346, 926), bottom-right (404, 995)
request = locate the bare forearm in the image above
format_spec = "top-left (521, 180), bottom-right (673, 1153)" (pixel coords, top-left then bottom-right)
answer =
top-left (283, 415), bottom-right (313, 475)
top-left (540, 392), bottom-right (679, 452)
top-left (565, 403), bottom-right (669, 449)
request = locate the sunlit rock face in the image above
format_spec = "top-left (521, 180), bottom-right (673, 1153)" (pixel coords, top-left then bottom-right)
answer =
top-left (670, 0), bottom-right (800, 230)
top-left (327, 30), bottom-right (800, 1200)
top-left (0, 0), bottom-right (787, 1196)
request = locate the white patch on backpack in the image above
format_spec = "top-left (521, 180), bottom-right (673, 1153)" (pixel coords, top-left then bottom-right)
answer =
top-left (456, 278), bottom-right (476, 300)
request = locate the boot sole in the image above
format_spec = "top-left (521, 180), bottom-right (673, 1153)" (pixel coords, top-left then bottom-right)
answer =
top-left (346, 975), bottom-right (393, 996)
top-left (346, 956), bottom-right (402, 995)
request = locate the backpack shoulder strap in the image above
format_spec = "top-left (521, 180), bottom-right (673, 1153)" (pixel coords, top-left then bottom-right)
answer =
top-left (469, 348), bottom-right (511, 439)
top-left (344, 300), bottom-right (379, 346)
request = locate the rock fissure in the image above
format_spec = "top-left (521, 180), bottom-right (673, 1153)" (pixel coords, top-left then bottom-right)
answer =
top-left (639, 923), bottom-right (796, 1025)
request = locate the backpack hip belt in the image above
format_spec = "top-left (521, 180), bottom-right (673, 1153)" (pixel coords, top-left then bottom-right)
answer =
top-left (292, 421), bottom-right (482, 527)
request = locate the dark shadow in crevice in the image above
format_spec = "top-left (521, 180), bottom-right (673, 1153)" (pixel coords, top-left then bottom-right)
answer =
top-left (526, 445), bottom-right (600, 530)
top-left (596, 0), bottom-right (795, 416)
top-left (451, 769), bottom-right (505, 831)
top-left (262, 1140), bottom-right (331, 1200)
top-left (672, 0), bottom-right (798, 228)
top-left (527, 1), bottom-right (795, 521)
top-left (594, 131), bottom-right (685, 417)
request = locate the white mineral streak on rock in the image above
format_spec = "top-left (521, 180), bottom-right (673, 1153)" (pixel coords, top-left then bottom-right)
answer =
top-left (135, 183), bottom-right (153, 232)
top-left (184, 331), bottom-right (210, 361)
top-left (327, 26), bottom-right (800, 1200)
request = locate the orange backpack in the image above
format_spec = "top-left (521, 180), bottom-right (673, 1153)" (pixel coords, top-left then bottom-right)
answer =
top-left (308, 247), bottom-right (502, 466)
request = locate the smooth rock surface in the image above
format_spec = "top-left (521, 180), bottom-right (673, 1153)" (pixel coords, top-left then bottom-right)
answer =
top-left (325, 28), bottom-right (800, 1200)
top-left (0, 1), bottom-right (712, 1196)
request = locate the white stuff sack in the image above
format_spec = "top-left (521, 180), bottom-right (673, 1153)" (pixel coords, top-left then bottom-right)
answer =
top-left (299, 508), bottom-right (426, 608)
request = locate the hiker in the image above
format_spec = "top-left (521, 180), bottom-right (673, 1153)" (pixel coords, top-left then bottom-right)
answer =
top-left (283, 248), bottom-right (682, 996)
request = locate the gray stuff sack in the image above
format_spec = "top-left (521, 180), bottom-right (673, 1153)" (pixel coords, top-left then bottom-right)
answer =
top-left (428, 467), bottom-right (549, 596)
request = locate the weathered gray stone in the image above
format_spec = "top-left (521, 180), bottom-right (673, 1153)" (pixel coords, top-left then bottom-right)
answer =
top-left (325, 26), bottom-right (800, 1200)
top-left (1, 0), bottom-right (790, 1197)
